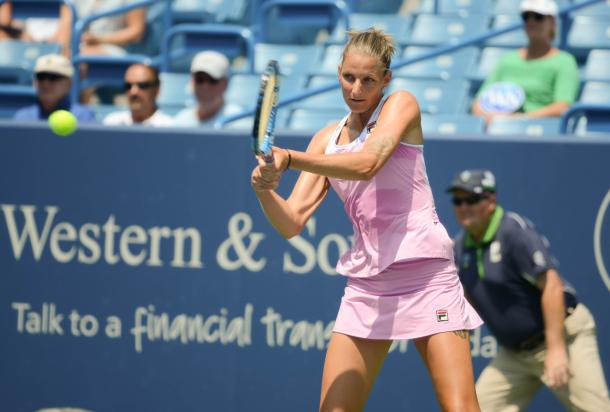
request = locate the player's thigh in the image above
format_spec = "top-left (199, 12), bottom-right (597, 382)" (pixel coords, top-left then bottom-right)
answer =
top-left (414, 330), bottom-right (480, 412)
top-left (476, 348), bottom-right (541, 412)
top-left (319, 332), bottom-right (391, 412)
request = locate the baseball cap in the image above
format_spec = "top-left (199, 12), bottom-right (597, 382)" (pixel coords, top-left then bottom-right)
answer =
top-left (190, 51), bottom-right (229, 79)
top-left (34, 54), bottom-right (74, 78)
top-left (520, 0), bottom-right (558, 17)
top-left (447, 169), bottom-right (497, 194)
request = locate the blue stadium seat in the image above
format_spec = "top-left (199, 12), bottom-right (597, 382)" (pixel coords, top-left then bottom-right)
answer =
top-left (468, 47), bottom-right (510, 89)
top-left (160, 24), bottom-right (254, 73)
top-left (0, 85), bottom-right (37, 119)
top-left (395, 46), bottom-right (479, 80)
top-left (349, 0), bottom-right (404, 14)
top-left (583, 49), bottom-right (610, 82)
top-left (421, 114), bottom-right (485, 135)
top-left (486, 14), bottom-right (562, 48)
top-left (567, 17), bottom-right (610, 56)
top-left (255, 0), bottom-right (350, 44)
top-left (570, 1), bottom-right (610, 17)
top-left (560, 103), bottom-right (610, 136)
top-left (416, 0), bottom-right (493, 15)
top-left (0, 40), bottom-right (61, 73)
top-left (0, 66), bottom-right (30, 85)
top-left (487, 117), bottom-right (561, 136)
top-left (171, 0), bottom-right (218, 24)
top-left (485, 15), bottom-right (527, 48)
top-left (74, 54), bottom-right (153, 94)
top-left (328, 13), bottom-right (412, 45)
top-left (312, 44), bottom-right (344, 75)
top-left (287, 108), bottom-right (345, 131)
top-left (157, 72), bottom-right (194, 109)
top-left (579, 81), bottom-right (610, 105)
top-left (253, 44), bottom-right (323, 76)
top-left (225, 73), bottom-right (307, 110)
top-left (440, 0), bottom-right (494, 16)
top-left (410, 14), bottom-right (489, 47)
top-left (388, 78), bottom-right (471, 114)
top-left (292, 75), bottom-right (346, 110)
top-left (7, 0), bottom-right (65, 18)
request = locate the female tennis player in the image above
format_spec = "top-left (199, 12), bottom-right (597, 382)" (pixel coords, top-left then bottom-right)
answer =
top-left (251, 28), bottom-right (483, 412)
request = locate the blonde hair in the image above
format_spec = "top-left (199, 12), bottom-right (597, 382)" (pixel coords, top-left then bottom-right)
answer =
top-left (341, 28), bottom-right (396, 71)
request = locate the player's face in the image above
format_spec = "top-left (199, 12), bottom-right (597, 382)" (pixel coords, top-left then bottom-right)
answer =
top-left (452, 189), bottom-right (496, 233)
top-left (124, 65), bottom-right (159, 116)
top-left (35, 72), bottom-right (71, 106)
top-left (338, 51), bottom-right (391, 116)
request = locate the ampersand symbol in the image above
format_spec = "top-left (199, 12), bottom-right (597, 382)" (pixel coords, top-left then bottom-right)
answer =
top-left (216, 212), bottom-right (266, 271)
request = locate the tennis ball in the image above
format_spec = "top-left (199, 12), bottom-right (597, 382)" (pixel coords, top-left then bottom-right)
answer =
top-left (48, 109), bottom-right (77, 137)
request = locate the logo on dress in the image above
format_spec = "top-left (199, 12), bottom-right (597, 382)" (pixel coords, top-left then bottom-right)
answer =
top-left (366, 121), bottom-right (376, 134)
top-left (436, 309), bottom-right (449, 322)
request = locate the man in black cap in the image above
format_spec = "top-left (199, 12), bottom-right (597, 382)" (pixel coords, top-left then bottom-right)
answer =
top-left (448, 169), bottom-right (610, 411)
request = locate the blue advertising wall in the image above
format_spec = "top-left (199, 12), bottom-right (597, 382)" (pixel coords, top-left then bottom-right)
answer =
top-left (1, 122), bottom-right (609, 412)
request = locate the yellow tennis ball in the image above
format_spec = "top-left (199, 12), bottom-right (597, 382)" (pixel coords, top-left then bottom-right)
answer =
top-left (48, 109), bottom-right (77, 137)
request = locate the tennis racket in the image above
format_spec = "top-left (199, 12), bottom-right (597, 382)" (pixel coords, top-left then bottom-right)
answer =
top-left (252, 60), bottom-right (280, 163)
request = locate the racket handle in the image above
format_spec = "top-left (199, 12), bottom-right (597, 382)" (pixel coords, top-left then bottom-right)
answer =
top-left (263, 152), bottom-right (274, 164)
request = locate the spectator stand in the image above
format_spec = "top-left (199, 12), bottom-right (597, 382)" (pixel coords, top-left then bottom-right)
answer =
top-left (69, 0), bottom-right (172, 103)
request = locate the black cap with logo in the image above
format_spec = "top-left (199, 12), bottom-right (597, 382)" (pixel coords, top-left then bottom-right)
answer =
top-left (446, 169), bottom-right (497, 194)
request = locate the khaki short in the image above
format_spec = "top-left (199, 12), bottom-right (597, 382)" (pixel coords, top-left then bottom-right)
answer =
top-left (476, 304), bottom-right (610, 412)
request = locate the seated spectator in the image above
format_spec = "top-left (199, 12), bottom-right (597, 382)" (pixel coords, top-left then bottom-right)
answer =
top-left (0, 2), bottom-right (71, 53)
top-left (173, 51), bottom-right (242, 127)
top-left (103, 63), bottom-right (173, 126)
top-left (69, 0), bottom-right (146, 57)
top-left (472, 0), bottom-right (579, 126)
top-left (13, 54), bottom-right (95, 122)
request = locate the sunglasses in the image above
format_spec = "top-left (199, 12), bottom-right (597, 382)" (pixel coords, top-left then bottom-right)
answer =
top-left (124, 81), bottom-right (159, 91)
top-left (521, 11), bottom-right (546, 22)
top-left (35, 72), bottom-right (65, 82)
top-left (452, 194), bottom-right (488, 207)
top-left (193, 73), bottom-right (220, 85)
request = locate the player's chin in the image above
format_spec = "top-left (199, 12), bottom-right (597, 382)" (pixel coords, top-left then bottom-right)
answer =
top-left (347, 99), bottom-right (369, 112)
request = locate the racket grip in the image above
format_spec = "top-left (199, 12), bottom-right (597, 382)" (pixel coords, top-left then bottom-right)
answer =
top-left (263, 152), bottom-right (274, 164)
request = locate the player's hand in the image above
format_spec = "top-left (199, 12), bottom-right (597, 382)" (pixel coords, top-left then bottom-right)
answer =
top-left (251, 160), bottom-right (280, 192)
top-left (543, 347), bottom-right (572, 389)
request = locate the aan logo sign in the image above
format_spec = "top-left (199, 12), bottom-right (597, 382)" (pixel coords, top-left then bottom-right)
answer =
top-left (594, 189), bottom-right (610, 294)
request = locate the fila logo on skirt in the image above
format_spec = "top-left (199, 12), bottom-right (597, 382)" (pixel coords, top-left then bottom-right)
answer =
top-left (436, 309), bottom-right (449, 322)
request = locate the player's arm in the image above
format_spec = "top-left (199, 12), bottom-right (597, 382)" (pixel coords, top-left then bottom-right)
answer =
top-left (252, 125), bottom-right (333, 239)
top-left (279, 91), bottom-right (421, 181)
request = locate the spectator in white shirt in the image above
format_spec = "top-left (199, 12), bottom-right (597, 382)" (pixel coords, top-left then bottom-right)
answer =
top-left (103, 63), bottom-right (173, 126)
top-left (173, 51), bottom-right (242, 127)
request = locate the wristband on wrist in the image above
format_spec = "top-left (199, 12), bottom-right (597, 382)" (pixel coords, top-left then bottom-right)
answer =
top-left (285, 149), bottom-right (292, 171)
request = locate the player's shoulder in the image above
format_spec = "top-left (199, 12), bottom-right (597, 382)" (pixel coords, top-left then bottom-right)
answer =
top-left (385, 90), bottom-right (418, 108)
top-left (307, 120), bottom-right (341, 153)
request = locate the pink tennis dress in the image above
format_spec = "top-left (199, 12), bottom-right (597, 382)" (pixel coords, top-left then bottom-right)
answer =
top-left (327, 95), bottom-right (483, 339)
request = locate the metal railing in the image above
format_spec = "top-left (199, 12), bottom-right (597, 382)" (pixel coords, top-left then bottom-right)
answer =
top-left (217, 0), bottom-right (605, 129)
top-left (69, 0), bottom-right (171, 102)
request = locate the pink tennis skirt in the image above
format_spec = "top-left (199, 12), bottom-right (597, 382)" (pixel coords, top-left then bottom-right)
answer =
top-left (333, 258), bottom-right (483, 340)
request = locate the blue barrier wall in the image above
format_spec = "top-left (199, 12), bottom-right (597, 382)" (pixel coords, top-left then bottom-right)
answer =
top-left (1, 122), bottom-right (609, 411)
